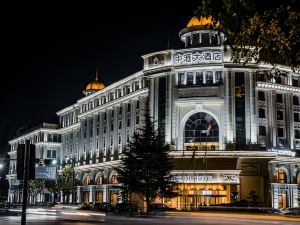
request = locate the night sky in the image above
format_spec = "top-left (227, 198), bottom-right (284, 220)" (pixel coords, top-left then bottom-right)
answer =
top-left (0, 2), bottom-right (200, 155)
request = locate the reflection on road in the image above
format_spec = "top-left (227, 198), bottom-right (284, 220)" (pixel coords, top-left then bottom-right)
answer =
top-left (0, 208), bottom-right (299, 225)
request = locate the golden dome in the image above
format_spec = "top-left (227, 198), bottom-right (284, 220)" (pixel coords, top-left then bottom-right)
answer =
top-left (187, 16), bottom-right (219, 28)
top-left (85, 69), bottom-right (105, 91)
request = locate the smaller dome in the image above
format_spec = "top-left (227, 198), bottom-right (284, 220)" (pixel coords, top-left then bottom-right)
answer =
top-left (85, 81), bottom-right (105, 91)
top-left (187, 16), bottom-right (219, 28)
top-left (85, 69), bottom-right (105, 91)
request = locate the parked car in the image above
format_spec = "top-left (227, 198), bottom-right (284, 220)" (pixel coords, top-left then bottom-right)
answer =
top-left (114, 203), bottom-right (138, 213)
top-left (78, 203), bottom-right (89, 210)
top-left (92, 202), bottom-right (115, 212)
top-left (279, 207), bottom-right (300, 215)
top-left (149, 203), bottom-right (177, 212)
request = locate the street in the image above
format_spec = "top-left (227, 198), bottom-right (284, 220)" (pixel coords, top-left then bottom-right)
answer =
top-left (0, 207), bottom-right (300, 225)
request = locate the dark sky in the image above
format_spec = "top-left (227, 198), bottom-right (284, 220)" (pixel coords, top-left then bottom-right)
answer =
top-left (0, 2), bottom-right (200, 155)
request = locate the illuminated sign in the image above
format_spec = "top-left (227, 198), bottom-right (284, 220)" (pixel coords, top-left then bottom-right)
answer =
top-left (35, 166), bottom-right (57, 180)
top-left (268, 148), bottom-right (296, 157)
top-left (171, 173), bottom-right (239, 184)
top-left (173, 50), bottom-right (222, 65)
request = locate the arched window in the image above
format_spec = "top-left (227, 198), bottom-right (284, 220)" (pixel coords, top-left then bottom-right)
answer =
top-left (277, 170), bottom-right (287, 183)
top-left (83, 175), bottom-right (91, 186)
top-left (96, 174), bottom-right (103, 185)
top-left (111, 173), bottom-right (118, 184)
top-left (184, 112), bottom-right (219, 150)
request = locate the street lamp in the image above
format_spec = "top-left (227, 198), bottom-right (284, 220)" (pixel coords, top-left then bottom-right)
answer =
top-left (65, 156), bottom-right (76, 204)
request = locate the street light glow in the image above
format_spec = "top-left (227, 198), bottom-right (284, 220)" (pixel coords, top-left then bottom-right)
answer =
top-left (0, 163), bottom-right (3, 169)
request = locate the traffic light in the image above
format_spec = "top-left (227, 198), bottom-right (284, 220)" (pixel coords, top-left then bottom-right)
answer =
top-left (16, 143), bottom-right (35, 180)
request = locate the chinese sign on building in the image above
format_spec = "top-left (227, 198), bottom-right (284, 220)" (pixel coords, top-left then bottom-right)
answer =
top-left (173, 50), bottom-right (222, 65)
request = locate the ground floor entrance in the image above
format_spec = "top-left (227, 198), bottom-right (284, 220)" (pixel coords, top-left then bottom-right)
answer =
top-left (163, 183), bottom-right (234, 210)
top-left (271, 183), bottom-right (299, 209)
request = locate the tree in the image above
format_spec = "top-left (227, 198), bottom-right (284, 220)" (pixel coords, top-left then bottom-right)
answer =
top-left (195, 0), bottom-right (300, 75)
top-left (29, 179), bottom-right (45, 203)
top-left (57, 165), bottom-right (80, 204)
top-left (247, 190), bottom-right (261, 207)
top-left (116, 109), bottom-right (177, 213)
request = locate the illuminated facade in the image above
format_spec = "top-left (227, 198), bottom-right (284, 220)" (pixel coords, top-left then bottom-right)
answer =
top-left (7, 123), bottom-right (61, 203)
top-left (8, 16), bottom-right (300, 209)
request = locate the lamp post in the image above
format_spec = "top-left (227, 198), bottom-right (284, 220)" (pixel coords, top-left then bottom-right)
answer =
top-left (65, 156), bottom-right (76, 204)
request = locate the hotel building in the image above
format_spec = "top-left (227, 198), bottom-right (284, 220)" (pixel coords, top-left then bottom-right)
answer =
top-left (7, 16), bottom-right (300, 209)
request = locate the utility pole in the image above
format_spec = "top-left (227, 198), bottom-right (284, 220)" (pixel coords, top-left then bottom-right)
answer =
top-left (21, 140), bottom-right (30, 225)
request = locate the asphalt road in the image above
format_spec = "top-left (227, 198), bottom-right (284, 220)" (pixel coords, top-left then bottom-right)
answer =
top-left (0, 207), bottom-right (299, 225)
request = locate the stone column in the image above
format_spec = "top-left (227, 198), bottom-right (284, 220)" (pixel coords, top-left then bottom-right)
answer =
top-left (165, 74), bottom-right (172, 144)
top-left (77, 187), bottom-right (81, 203)
top-left (225, 70), bottom-right (234, 143)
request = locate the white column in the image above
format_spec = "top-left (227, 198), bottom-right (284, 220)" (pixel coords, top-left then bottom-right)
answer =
top-left (165, 75), bottom-right (172, 144)
top-left (226, 70), bottom-right (234, 143)
top-left (249, 72), bottom-right (258, 143)
top-left (102, 185), bottom-right (107, 202)
top-left (77, 187), bottom-right (81, 203)
top-left (213, 71), bottom-right (216, 84)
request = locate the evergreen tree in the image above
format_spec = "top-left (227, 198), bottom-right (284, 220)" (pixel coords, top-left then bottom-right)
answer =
top-left (116, 109), bottom-right (177, 213)
top-left (247, 190), bottom-right (261, 207)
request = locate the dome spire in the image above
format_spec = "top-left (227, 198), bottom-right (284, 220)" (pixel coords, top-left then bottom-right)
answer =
top-left (95, 68), bottom-right (99, 82)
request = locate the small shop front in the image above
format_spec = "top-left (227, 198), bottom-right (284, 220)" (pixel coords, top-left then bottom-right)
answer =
top-left (166, 170), bottom-right (241, 210)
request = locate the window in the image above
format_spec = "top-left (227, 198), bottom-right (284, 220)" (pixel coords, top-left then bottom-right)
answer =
top-left (277, 128), bottom-right (284, 137)
top-left (47, 150), bottom-right (56, 159)
top-left (127, 118), bottom-right (130, 127)
top-left (118, 133), bottom-right (121, 144)
top-left (205, 71), bottom-right (213, 84)
top-left (294, 113), bottom-right (300, 122)
top-left (292, 78), bottom-right (298, 87)
top-left (259, 108), bottom-right (266, 118)
top-left (178, 73), bottom-right (185, 85)
top-left (295, 129), bottom-right (300, 139)
top-left (275, 77), bottom-right (281, 84)
top-left (259, 126), bottom-right (266, 136)
top-left (215, 71), bottom-right (223, 83)
top-left (136, 101), bottom-right (139, 109)
top-left (277, 111), bottom-right (283, 120)
top-left (136, 116), bottom-right (139, 125)
top-left (110, 123), bottom-right (114, 131)
top-left (119, 120), bottom-right (122, 129)
top-left (184, 112), bottom-right (219, 150)
top-left (258, 91), bottom-right (265, 101)
top-left (196, 72), bottom-right (203, 84)
top-left (277, 94), bottom-right (283, 103)
top-left (293, 96), bottom-right (299, 105)
top-left (277, 170), bottom-right (287, 183)
top-left (187, 72), bottom-right (193, 85)
top-left (127, 103), bottom-right (131, 112)
top-left (257, 72), bottom-right (265, 81)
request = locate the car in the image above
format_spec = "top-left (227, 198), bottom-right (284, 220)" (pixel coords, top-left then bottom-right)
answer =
top-left (278, 207), bottom-right (300, 215)
top-left (114, 203), bottom-right (138, 213)
top-left (92, 202), bottom-right (115, 212)
top-left (149, 203), bottom-right (177, 212)
top-left (78, 203), bottom-right (89, 210)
